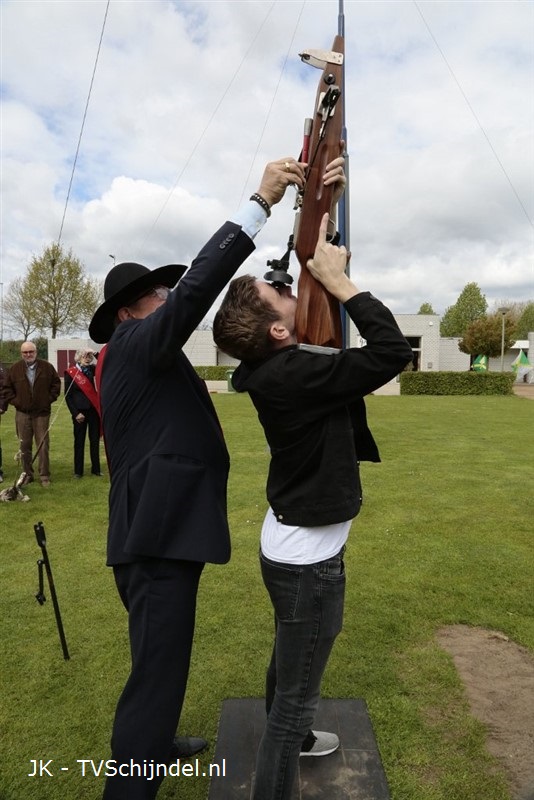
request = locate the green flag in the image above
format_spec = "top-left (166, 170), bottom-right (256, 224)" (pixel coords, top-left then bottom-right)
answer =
top-left (511, 349), bottom-right (531, 374)
top-left (472, 354), bottom-right (488, 373)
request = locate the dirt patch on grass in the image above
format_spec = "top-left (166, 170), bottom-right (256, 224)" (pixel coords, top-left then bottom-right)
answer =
top-left (437, 625), bottom-right (534, 800)
top-left (513, 384), bottom-right (534, 400)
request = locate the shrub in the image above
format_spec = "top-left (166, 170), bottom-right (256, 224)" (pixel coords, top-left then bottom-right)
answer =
top-left (194, 365), bottom-right (234, 380)
top-left (400, 370), bottom-right (516, 395)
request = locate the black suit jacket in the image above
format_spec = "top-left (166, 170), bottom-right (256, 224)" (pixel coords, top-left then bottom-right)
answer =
top-left (100, 221), bottom-right (254, 566)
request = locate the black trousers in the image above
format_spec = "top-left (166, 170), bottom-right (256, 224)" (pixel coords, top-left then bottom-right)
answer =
top-left (103, 558), bottom-right (204, 800)
top-left (72, 407), bottom-right (101, 475)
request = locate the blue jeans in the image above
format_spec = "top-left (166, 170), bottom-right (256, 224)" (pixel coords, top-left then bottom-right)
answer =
top-left (253, 547), bottom-right (346, 800)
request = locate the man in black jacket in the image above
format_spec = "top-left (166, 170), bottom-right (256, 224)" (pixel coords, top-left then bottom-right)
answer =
top-left (213, 212), bottom-right (413, 800)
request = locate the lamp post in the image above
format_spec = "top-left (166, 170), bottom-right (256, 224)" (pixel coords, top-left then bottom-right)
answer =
top-left (109, 254), bottom-right (116, 266)
top-left (498, 307), bottom-right (509, 371)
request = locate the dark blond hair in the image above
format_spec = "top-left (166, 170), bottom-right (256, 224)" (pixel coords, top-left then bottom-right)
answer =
top-left (213, 275), bottom-right (279, 362)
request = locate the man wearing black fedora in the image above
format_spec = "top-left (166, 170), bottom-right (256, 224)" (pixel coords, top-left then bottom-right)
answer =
top-left (89, 157), bottom-right (306, 799)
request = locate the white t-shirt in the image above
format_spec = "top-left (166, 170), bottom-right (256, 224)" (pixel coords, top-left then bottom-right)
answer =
top-left (260, 507), bottom-right (351, 565)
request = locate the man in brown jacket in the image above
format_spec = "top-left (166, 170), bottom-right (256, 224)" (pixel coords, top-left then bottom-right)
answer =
top-left (2, 342), bottom-right (61, 485)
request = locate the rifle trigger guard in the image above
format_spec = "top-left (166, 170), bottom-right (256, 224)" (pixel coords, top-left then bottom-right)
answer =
top-left (325, 217), bottom-right (336, 243)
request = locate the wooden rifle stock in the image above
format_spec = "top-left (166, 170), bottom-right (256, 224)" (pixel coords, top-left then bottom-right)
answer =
top-left (294, 35), bottom-right (344, 348)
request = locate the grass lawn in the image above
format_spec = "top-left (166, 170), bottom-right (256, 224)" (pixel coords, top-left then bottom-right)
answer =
top-left (0, 392), bottom-right (532, 800)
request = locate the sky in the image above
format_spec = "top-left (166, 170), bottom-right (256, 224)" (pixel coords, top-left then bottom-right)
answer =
top-left (1, 0), bottom-right (533, 337)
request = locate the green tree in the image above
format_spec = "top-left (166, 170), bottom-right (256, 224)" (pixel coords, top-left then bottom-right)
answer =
top-left (3, 277), bottom-right (39, 340)
top-left (0, 337), bottom-right (48, 366)
top-left (459, 313), bottom-right (516, 359)
top-left (417, 302), bottom-right (436, 315)
top-left (440, 282), bottom-right (487, 338)
top-left (515, 302), bottom-right (534, 338)
top-left (0, 339), bottom-right (23, 365)
top-left (10, 243), bottom-right (102, 339)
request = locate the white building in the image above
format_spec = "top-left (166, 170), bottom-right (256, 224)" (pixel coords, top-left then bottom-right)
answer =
top-left (47, 323), bottom-right (533, 384)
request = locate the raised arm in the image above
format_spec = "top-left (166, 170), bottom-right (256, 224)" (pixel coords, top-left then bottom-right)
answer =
top-left (306, 212), bottom-right (355, 304)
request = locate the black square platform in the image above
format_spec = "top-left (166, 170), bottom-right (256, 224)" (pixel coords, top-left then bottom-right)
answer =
top-left (208, 698), bottom-right (390, 799)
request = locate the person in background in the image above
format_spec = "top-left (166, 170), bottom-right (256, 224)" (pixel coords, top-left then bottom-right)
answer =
top-left (213, 212), bottom-right (414, 800)
top-left (1, 342), bottom-right (61, 486)
top-left (64, 348), bottom-right (102, 478)
top-left (89, 156), bottom-right (306, 800)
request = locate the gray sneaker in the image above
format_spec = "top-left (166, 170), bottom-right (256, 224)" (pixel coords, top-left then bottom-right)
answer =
top-left (300, 730), bottom-right (340, 757)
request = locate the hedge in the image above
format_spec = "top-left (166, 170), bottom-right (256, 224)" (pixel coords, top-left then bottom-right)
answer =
top-left (194, 365), bottom-right (235, 380)
top-left (399, 370), bottom-right (516, 396)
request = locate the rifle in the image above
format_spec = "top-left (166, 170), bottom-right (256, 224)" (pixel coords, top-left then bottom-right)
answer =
top-left (265, 34), bottom-right (346, 348)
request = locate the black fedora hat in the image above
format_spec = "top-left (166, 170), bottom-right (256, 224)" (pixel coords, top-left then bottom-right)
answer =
top-left (89, 262), bottom-right (187, 343)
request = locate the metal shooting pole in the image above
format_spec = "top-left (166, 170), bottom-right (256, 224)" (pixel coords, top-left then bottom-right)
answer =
top-left (34, 521), bottom-right (70, 660)
top-left (337, 0), bottom-right (351, 348)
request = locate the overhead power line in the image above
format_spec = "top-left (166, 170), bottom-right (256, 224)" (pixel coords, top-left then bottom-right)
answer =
top-left (57, 0), bottom-right (111, 247)
top-left (414, 0), bottom-right (533, 230)
top-left (139, 1), bottom-right (289, 249)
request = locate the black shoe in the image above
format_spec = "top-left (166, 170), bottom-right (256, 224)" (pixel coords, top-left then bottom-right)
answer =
top-left (169, 736), bottom-right (208, 759)
top-left (74, 474), bottom-right (83, 479)
top-left (91, 471), bottom-right (103, 476)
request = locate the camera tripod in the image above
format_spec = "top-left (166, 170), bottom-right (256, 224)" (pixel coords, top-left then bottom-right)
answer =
top-left (34, 522), bottom-right (70, 660)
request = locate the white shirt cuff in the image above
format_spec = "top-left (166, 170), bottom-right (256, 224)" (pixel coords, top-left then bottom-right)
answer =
top-left (230, 201), bottom-right (268, 240)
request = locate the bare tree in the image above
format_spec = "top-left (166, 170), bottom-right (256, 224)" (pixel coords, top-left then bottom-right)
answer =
top-left (4, 277), bottom-right (39, 339)
top-left (8, 243), bottom-right (102, 339)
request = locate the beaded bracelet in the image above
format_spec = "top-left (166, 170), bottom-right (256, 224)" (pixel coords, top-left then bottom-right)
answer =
top-left (250, 193), bottom-right (271, 217)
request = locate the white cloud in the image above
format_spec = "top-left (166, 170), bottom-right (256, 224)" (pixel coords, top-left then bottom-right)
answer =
top-left (1, 0), bottom-right (533, 337)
